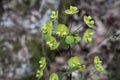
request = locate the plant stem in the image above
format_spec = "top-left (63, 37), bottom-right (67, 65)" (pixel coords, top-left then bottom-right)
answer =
top-left (69, 18), bottom-right (73, 80)
top-left (69, 45), bottom-right (72, 80)
top-left (73, 23), bottom-right (84, 33)
top-left (88, 71), bottom-right (97, 79)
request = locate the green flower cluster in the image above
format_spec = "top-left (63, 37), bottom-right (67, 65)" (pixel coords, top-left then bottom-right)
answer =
top-left (84, 16), bottom-right (94, 28)
top-left (46, 36), bottom-right (60, 50)
top-left (68, 56), bottom-right (86, 71)
top-left (83, 16), bottom-right (94, 43)
top-left (83, 29), bottom-right (93, 43)
top-left (36, 57), bottom-right (47, 79)
top-left (42, 20), bottom-right (60, 50)
top-left (42, 20), bottom-right (53, 36)
top-left (55, 24), bottom-right (69, 37)
top-left (65, 6), bottom-right (79, 14)
top-left (55, 24), bottom-right (81, 48)
top-left (50, 11), bottom-right (58, 21)
top-left (94, 56), bottom-right (104, 72)
top-left (42, 19), bottom-right (81, 50)
top-left (49, 73), bottom-right (59, 80)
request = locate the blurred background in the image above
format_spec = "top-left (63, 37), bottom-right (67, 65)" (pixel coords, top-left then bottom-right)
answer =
top-left (0, 0), bottom-right (120, 80)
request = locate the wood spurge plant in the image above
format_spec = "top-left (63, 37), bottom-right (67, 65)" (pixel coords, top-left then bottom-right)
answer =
top-left (36, 6), bottom-right (105, 80)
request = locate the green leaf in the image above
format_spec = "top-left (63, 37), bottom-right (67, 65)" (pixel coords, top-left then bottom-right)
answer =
top-left (42, 20), bottom-right (53, 36)
top-left (65, 36), bottom-right (75, 45)
top-left (83, 16), bottom-right (94, 28)
top-left (74, 36), bottom-right (81, 43)
top-left (65, 6), bottom-right (79, 15)
top-left (49, 73), bottom-right (59, 80)
top-left (55, 24), bottom-right (69, 37)
top-left (68, 56), bottom-right (82, 68)
top-left (63, 40), bottom-right (69, 49)
top-left (83, 29), bottom-right (93, 43)
top-left (59, 68), bottom-right (76, 80)
top-left (50, 11), bottom-right (58, 21)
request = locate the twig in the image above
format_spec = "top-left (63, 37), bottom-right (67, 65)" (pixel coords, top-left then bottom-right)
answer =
top-left (57, 48), bottom-right (62, 56)
top-left (73, 24), bottom-right (84, 33)
top-left (87, 71), bottom-right (97, 79)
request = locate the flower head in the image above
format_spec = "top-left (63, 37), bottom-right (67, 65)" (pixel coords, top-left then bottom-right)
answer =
top-left (46, 36), bottom-right (59, 50)
top-left (65, 6), bottom-right (79, 15)
top-left (83, 29), bottom-right (93, 43)
top-left (36, 57), bottom-right (47, 79)
top-left (50, 11), bottom-right (58, 20)
top-left (42, 20), bottom-right (53, 36)
top-left (94, 56), bottom-right (104, 72)
top-left (68, 56), bottom-right (82, 68)
top-left (84, 16), bottom-right (94, 28)
top-left (49, 73), bottom-right (59, 80)
top-left (55, 24), bottom-right (69, 37)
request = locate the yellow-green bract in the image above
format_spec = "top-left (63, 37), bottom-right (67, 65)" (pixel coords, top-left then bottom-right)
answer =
top-left (49, 73), bottom-right (59, 80)
top-left (42, 20), bottom-right (53, 36)
top-left (83, 16), bottom-right (94, 28)
top-left (65, 6), bottom-right (79, 14)
top-left (46, 36), bottom-right (60, 50)
top-left (79, 65), bottom-right (86, 71)
top-left (50, 11), bottom-right (58, 20)
top-left (36, 70), bottom-right (43, 79)
top-left (55, 24), bottom-right (69, 37)
top-left (39, 57), bottom-right (47, 70)
top-left (94, 56), bottom-right (104, 72)
top-left (83, 29), bottom-right (93, 43)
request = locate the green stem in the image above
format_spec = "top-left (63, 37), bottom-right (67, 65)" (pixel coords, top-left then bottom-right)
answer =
top-left (57, 49), bottom-right (62, 56)
top-left (59, 68), bottom-right (76, 80)
top-left (69, 45), bottom-right (72, 80)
